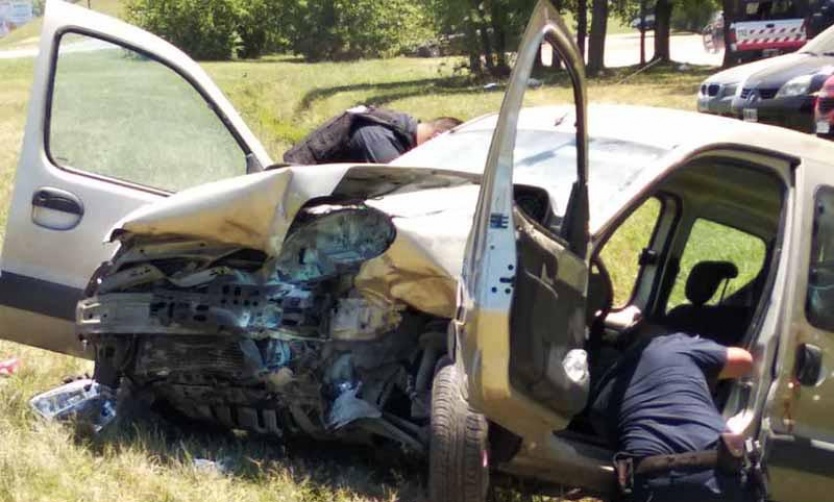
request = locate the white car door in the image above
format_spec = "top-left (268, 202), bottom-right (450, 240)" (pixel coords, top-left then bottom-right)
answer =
top-left (0, 0), bottom-right (271, 357)
top-left (457, 0), bottom-right (590, 438)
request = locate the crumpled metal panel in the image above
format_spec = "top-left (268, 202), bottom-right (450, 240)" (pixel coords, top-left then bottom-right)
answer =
top-left (110, 166), bottom-right (480, 319)
top-left (358, 184), bottom-right (479, 319)
top-left (111, 165), bottom-right (352, 256)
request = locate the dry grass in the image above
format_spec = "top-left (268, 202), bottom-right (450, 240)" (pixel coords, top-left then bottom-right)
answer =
top-left (0, 45), bottom-right (715, 501)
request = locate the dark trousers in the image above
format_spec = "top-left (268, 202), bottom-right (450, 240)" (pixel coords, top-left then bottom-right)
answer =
top-left (631, 467), bottom-right (756, 502)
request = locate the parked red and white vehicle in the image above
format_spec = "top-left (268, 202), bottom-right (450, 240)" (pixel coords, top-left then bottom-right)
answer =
top-left (727, 0), bottom-right (834, 63)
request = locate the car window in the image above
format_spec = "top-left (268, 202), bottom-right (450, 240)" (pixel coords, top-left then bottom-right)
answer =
top-left (599, 197), bottom-right (662, 307)
top-left (667, 218), bottom-right (767, 311)
top-left (48, 32), bottom-right (247, 193)
top-left (807, 187), bottom-right (834, 330)
top-left (739, 0), bottom-right (799, 21)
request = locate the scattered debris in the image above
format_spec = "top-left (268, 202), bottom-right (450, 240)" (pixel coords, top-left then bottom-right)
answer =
top-left (29, 378), bottom-right (117, 433)
top-left (0, 357), bottom-right (20, 377)
top-left (192, 457), bottom-right (234, 475)
top-left (483, 82), bottom-right (500, 91)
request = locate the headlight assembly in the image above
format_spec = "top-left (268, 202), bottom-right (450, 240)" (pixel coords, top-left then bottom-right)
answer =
top-left (776, 74), bottom-right (814, 98)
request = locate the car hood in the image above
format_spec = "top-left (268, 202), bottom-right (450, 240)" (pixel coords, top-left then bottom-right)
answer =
top-left (109, 164), bottom-right (480, 319)
top-left (703, 53), bottom-right (802, 85)
top-left (742, 53), bottom-right (834, 89)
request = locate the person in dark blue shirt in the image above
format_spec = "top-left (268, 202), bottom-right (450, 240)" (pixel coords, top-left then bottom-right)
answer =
top-left (591, 333), bottom-right (755, 501)
top-left (344, 113), bottom-right (460, 164)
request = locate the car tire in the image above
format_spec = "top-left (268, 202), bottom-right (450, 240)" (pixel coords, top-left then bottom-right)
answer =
top-left (429, 362), bottom-right (490, 502)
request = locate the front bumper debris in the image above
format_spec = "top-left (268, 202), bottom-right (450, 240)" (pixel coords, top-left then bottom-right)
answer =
top-left (29, 378), bottom-right (117, 433)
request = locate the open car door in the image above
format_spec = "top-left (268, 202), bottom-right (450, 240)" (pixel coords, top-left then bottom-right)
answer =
top-left (0, 0), bottom-right (270, 357)
top-left (457, 0), bottom-right (590, 439)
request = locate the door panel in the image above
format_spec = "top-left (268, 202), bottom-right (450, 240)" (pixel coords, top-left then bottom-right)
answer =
top-left (510, 210), bottom-right (588, 416)
top-left (458, 0), bottom-right (589, 440)
top-left (759, 163), bottom-right (834, 502)
top-left (0, 0), bottom-right (270, 356)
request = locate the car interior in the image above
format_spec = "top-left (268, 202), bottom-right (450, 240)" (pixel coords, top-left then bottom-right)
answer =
top-left (510, 154), bottom-right (787, 449)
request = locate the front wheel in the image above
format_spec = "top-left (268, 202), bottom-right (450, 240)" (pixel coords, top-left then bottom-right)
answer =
top-left (429, 363), bottom-right (489, 502)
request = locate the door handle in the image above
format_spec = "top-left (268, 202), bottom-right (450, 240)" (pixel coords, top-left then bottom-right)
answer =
top-left (795, 343), bottom-right (824, 387)
top-left (32, 188), bottom-right (84, 215)
top-left (31, 187), bottom-right (84, 231)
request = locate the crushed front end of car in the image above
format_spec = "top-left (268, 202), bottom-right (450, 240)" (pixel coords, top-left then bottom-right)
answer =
top-left (63, 166), bottom-right (477, 452)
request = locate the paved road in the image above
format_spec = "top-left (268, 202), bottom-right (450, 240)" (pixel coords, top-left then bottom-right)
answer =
top-left (0, 37), bottom-right (114, 59)
top-left (605, 32), bottom-right (723, 68)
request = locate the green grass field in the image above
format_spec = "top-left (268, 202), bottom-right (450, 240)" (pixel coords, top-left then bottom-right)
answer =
top-left (0, 19), bottom-right (728, 501)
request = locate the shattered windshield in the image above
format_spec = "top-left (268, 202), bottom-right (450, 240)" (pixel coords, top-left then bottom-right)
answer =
top-left (392, 128), bottom-right (668, 218)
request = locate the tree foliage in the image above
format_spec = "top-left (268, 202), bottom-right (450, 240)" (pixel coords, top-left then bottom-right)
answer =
top-left (126, 0), bottom-right (431, 61)
top-left (126, 0), bottom-right (242, 60)
top-left (290, 0), bottom-right (434, 61)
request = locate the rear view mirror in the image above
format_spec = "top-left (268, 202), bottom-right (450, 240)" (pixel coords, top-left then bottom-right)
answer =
top-left (795, 343), bottom-right (824, 387)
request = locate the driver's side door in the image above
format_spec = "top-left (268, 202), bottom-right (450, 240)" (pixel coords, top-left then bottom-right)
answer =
top-left (0, 0), bottom-right (271, 357)
top-left (457, 0), bottom-right (590, 439)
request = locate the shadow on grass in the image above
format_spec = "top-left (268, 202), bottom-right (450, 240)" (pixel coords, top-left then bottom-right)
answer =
top-left (296, 76), bottom-right (479, 112)
top-left (82, 404), bottom-right (427, 502)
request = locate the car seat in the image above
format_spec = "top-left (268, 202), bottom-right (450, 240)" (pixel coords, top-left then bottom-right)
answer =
top-left (663, 261), bottom-right (750, 345)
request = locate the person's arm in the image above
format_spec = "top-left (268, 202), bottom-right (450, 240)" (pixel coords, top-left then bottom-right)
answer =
top-left (719, 347), bottom-right (754, 380)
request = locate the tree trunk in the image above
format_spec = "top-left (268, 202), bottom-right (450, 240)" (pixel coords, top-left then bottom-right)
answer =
top-left (577, 0), bottom-right (588, 62)
top-left (479, 19), bottom-right (495, 71)
top-left (639, 0), bottom-right (647, 66)
top-left (489, 1), bottom-right (509, 72)
top-left (652, 0), bottom-right (673, 63)
top-left (587, 0), bottom-right (608, 75)
top-left (464, 18), bottom-right (482, 74)
top-left (721, 0), bottom-right (735, 68)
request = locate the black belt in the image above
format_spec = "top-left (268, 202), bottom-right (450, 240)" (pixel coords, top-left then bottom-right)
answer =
top-left (634, 449), bottom-right (720, 475)
top-left (615, 433), bottom-right (747, 496)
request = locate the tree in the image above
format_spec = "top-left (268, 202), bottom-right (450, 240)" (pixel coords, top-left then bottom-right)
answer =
top-left (577, 0), bottom-right (588, 61)
top-left (587, 0), bottom-right (609, 74)
top-left (653, 0), bottom-right (673, 62)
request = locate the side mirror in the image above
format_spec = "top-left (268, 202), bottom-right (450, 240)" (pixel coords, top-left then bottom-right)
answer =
top-left (795, 343), bottom-right (825, 387)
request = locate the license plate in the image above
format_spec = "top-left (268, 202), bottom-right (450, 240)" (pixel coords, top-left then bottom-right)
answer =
top-left (743, 108), bottom-right (758, 122)
top-left (817, 121), bottom-right (831, 135)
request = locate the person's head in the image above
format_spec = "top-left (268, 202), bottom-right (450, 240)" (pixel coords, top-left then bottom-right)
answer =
top-left (416, 116), bottom-right (463, 145)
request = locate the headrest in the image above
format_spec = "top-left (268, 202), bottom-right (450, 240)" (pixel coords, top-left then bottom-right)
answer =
top-left (685, 261), bottom-right (738, 306)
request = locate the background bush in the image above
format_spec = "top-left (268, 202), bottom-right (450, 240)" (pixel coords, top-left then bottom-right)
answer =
top-left (126, 0), bottom-right (241, 60)
top-left (290, 0), bottom-right (434, 61)
top-left (126, 0), bottom-right (432, 61)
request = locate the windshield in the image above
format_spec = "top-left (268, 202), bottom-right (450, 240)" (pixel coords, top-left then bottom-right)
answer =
top-left (392, 128), bottom-right (668, 219)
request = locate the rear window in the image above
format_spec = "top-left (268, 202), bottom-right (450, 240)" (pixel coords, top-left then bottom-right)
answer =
top-left (738, 0), bottom-right (800, 21)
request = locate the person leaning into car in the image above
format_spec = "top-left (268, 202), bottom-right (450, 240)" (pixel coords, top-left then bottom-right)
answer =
top-left (590, 332), bottom-right (757, 502)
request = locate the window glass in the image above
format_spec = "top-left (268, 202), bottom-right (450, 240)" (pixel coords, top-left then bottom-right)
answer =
top-left (49, 33), bottom-right (246, 192)
top-left (807, 187), bottom-right (834, 330)
top-left (667, 219), bottom-right (767, 311)
top-left (599, 197), bottom-right (662, 307)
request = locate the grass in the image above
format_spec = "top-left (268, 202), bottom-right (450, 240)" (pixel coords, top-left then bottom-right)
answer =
top-left (0, 35), bottom-right (723, 501)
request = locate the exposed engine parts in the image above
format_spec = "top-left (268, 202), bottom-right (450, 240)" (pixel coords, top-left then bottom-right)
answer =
top-left (72, 202), bottom-right (447, 452)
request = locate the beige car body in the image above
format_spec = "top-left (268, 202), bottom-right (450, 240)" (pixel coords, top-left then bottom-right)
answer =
top-left (2, 1), bottom-right (834, 500)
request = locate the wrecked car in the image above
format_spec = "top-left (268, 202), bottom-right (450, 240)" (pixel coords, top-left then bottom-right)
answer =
top-left (6, 1), bottom-right (834, 502)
